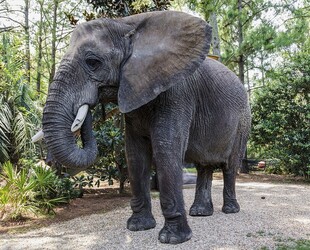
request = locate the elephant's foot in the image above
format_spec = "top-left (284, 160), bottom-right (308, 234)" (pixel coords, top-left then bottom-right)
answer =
top-left (127, 211), bottom-right (156, 231)
top-left (189, 201), bottom-right (213, 216)
top-left (222, 199), bottom-right (240, 214)
top-left (158, 216), bottom-right (192, 244)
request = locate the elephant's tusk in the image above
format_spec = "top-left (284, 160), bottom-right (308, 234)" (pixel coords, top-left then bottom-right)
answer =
top-left (71, 104), bottom-right (89, 132)
top-left (32, 130), bottom-right (44, 143)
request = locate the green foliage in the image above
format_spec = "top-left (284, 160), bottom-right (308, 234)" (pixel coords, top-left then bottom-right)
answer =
top-left (0, 96), bottom-right (30, 165)
top-left (0, 34), bottom-right (25, 96)
top-left (30, 165), bottom-right (78, 214)
top-left (0, 33), bottom-right (43, 165)
top-left (186, 0), bottom-right (309, 88)
top-left (87, 105), bottom-right (128, 191)
top-left (187, 0), bottom-right (215, 20)
top-left (0, 161), bottom-right (80, 221)
top-left (0, 162), bottom-right (38, 220)
top-left (250, 49), bottom-right (310, 178)
top-left (86, 0), bottom-right (171, 18)
top-left (71, 174), bottom-right (96, 194)
top-left (275, 238), bottom-right (310, 250)
top-left (0, 92), bottom-right (43, 166)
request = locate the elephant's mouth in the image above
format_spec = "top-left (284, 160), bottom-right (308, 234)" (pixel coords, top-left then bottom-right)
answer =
top-left (33, 102), bottom-right (98, 174)
top-left (32, 104), bottom-right (90, 142)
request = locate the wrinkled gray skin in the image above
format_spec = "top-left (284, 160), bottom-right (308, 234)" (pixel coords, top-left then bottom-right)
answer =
top-left (42, 11), bottom-right (251, 244)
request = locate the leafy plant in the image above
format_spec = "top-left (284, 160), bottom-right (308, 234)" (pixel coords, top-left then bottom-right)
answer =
top-left (30, 165), bottom-right (67, 214)
top-left (0, 96), bottom-right (29, 164)
top-left (88, 104), bottom-right (128, 193)
top-left (250, 47), bottom-right (310, 179)
top-left (54, 177), bottom-right (83, 200)
top-left (71, 174), bottom-right (95, 196)
top-left (0, 33), bottom-right (44, 167)
top-left (0, 162), bottom-right (38, 221)
top-left (86, 0), bottom-right (171, 18)
top-left (0, 162), bottom-right (80, 220)
top-left (0, 84), bottom-right (41, 167)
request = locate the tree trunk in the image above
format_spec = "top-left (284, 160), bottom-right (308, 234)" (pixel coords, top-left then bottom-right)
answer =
top-left (49, 0), bottom-right (59, 84)
top-left (24, 0), bottom-right (30, 85)
top-left (246, 57), bottom-right (252, 98)
top-left (237, 0), bottom-right (245, 85)
top-left (209, 12), bottom-right (221, 59)
top-left (260, 50), bottom-right (265, 86)
top-left (36, 0), bottom-right (44, 97)
top-left (237, 0), bottom-right (249, 174)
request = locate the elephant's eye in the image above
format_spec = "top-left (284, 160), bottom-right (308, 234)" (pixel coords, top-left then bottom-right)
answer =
top-left (85, 58), bottom-right (101, 71)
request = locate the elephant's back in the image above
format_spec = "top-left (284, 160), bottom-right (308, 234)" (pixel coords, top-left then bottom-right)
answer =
top-left (195, 58), bottom-right (248, 110)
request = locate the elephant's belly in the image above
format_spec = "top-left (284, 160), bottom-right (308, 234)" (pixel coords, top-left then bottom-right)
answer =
top-left (185, 130), bottom-right (236, 165)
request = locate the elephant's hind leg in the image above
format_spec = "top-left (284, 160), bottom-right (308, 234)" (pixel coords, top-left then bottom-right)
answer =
top-left (189, 165), bottom-right (214, 216)
top-left (125, 127), bottom-right (156, 231)
top-left (222, 163), bottom-right (240, 213)
top-left (222, 132), bottom-right (247, 214)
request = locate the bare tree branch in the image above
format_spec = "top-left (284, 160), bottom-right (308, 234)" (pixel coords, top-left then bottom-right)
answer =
top-left (0, 26), bottom-right (18, 32)
top-left (0, 16), bottom-right (25, 28)
top-left (4, 9), bottom-right (26, 14)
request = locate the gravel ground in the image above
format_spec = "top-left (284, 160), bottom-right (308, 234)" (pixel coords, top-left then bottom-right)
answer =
top-left (0, 180), bottom-right (309, 250)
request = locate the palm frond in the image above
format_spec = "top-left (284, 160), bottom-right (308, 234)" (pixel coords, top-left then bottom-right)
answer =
top-left (12, 111), bottom-right (28, 156)
top-left (0, 99), bottom-right (12, 163)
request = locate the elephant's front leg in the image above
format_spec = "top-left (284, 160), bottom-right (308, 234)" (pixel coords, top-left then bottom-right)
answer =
top-left (126, 127), bottom-right (156, 231)
top-left (152, 136), bottom-right (192, 244)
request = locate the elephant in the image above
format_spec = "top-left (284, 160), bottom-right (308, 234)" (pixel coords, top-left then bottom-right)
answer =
top-left (34, 11), bottom-right (251, 244)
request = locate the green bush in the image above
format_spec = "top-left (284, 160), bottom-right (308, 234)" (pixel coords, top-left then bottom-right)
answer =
top-left (31, 165), bottom-right (80, 214)
top-left (0, 162), bottom-right (38, 220)
top-left (71, 174), bottom-right (96, 196)
top-left (89, 104), bottom-right (128, 193)
top-left (0, 161), bottom-right (80, 221)
top-left (250, 50), bottom-right (310, 179)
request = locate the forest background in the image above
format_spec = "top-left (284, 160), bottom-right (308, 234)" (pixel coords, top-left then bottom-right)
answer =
top-left (0, 0), bottom-right (309, 219)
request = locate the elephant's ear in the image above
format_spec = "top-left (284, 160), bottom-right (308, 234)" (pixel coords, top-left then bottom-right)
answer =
top-left (118, 11), bottom-right (212, 113)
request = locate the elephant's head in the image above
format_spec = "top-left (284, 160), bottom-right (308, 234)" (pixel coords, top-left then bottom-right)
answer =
top-left (37, 11), bottom-right (212, 173)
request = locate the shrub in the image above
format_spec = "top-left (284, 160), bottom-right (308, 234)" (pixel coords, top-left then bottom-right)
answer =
top-left (250, 51), bottom-right (310, 179)
top-left (0, 161), bottom-right (80, 221)
top-left (30, 165), bottom-right (80, 214)
top-left (89, 104), bottom-right (128, 193)
top-left (0, 162), bottom-right (38, 220)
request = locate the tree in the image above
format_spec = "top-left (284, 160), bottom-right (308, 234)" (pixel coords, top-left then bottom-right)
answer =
top-left (49, 0), bottom-right (60, 84)
top-left (0, 33), bottom-right (42, 166)
top-left (250, 46), bottom-right (310, 179)
top-left (86, 0), bottom-right (171, 18)
top-left (24, 0), bottom-right (31, 85)
top-left (185, 0), bottom-right (222, 57)
top-left (0, 0), bottom-right (31, 84)
top-left (35, 0), bottom-right (44, 97)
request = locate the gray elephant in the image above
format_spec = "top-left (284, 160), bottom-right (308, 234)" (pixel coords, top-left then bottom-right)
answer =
top-left (35, 11), bottom-right (251, 244)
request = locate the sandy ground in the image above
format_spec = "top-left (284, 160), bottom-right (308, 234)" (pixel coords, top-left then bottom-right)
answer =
top-left (0, 179), bottom-right (309, 250)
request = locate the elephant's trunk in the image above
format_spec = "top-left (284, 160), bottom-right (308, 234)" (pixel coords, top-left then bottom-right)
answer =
top-left (42, 87), bottom-right (98, 174)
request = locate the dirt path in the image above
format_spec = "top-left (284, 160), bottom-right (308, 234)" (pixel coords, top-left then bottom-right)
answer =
top-left (0, 178), bottom-right (309, 250)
